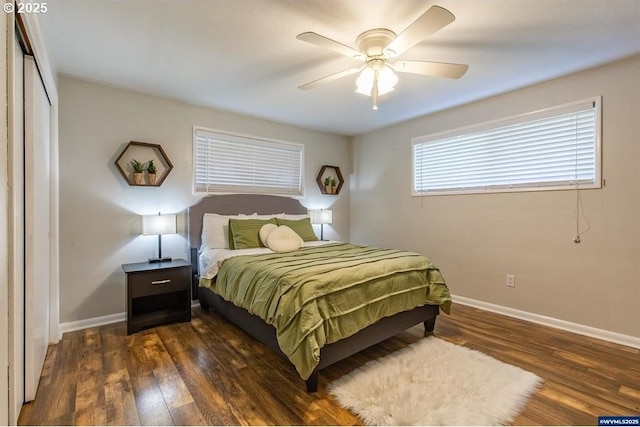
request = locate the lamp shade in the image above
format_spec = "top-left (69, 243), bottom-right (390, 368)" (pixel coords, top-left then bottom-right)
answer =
top-left (142, 214), bottom-right (177, 235)
top-left (376, 66), bottom-right (398, 95)
top-left (310, 209), bottom-right (333, 225)
top-left (355, 67), bottom-right (375, 95)
top-left (355, 65), bottom-right (398, 96)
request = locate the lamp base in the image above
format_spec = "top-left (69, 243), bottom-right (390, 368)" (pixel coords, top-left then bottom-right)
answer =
top-left (148, 256), bottom-right (172, 264)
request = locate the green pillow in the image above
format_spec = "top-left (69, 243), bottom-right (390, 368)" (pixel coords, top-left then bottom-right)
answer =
top-left (229, 218), bottom-right (277, 249)
top-left (276, 217), bottom-right (318, 242)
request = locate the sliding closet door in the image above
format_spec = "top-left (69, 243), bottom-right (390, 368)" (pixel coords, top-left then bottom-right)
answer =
top-left (24, 56), bottom-right (51, 401)
top-left (9, 34), bottom-right (26, 421)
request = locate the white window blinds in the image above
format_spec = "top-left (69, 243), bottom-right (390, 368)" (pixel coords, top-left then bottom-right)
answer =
top-left (412, 98), bottom-right (601, 195)
top-left (193, 128), bottom-right (304, 195)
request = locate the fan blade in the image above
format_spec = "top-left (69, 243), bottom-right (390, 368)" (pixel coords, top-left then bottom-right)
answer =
top-left (297, 32), bottom-right (365, 60)
top-left (393, 60), bottom-right (468, 79)
top-left (384, 6), bottom-right (455, 57)
top-left (298, 67), bottom-right (363, 90)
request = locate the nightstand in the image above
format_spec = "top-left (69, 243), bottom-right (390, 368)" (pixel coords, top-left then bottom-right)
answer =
top-left (122, 259), bottom-right (191, 335)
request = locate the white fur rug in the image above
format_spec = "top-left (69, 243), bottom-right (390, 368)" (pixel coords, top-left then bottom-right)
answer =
top-left (328, 336), bottom-right (542, 426)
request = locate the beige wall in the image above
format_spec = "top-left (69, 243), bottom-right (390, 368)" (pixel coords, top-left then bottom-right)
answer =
top-left (351, 55), bottom-right (640, 338)
top-left (58, 77), bottom-right (350, 324)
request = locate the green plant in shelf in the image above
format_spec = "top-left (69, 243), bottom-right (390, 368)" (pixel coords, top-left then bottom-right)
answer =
top-left (146, 159), bottom-right (157, 174)
top-left (323, 175), bottom-right (338, 194)
top-left (130, 159), bottom-right (145, 173)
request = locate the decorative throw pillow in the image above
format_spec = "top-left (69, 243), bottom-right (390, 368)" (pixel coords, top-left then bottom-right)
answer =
top-left (229, 218), bottom-right (277, 249)
top-left (266, 225), bottom-right (303, 253)
top-left (276, 217), bottom-right (318, 242)
top-left (259, 223), bottom-right (278, 247)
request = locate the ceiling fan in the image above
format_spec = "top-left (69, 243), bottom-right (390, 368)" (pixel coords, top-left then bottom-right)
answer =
top-left (297, 5), bottom-right (468, 110)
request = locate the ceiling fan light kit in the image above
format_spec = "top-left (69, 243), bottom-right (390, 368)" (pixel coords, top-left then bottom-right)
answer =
top-left (355, 63), bottom-right (398, 111)
top-left (297, 5), bottom-right (468, 111)
top-left (355, 64), bottom-right (398, 96)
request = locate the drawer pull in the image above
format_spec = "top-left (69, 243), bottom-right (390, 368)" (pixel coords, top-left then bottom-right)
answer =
top-left (151, 279), bottom-right (172, 285)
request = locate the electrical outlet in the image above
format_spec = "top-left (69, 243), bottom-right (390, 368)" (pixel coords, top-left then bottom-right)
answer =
top-left (506, 274), bottom-right (516, 288)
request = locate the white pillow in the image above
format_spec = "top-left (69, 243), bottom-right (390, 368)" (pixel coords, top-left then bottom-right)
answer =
top-left (237, 213), bottom-right (277, 220)
top-left (253, 214), bottom-right (279, 220)
top-left (276, 213), bottom-right (310, 220)
top-left (265, 225), bottom-right (303, 253)
top-left (259, 223), bottom-right (278, 247)
top-left (200, 213), bottom-right (245, 251)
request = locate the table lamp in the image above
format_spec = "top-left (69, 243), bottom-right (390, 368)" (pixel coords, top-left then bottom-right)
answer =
top-left (142, 212), bottom-right (177, 263)
top-left (310, 209), bottom-right (333, 241)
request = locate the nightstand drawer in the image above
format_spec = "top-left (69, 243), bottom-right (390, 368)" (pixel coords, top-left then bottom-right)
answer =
top-left (128, 267), bottom-right (189, 298)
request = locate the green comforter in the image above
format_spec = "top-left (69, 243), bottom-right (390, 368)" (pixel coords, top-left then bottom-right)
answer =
top-left (200, 243), bottom-right (451, 379)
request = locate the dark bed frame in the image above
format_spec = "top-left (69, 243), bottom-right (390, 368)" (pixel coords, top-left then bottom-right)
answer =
top-left (188, 194), bottom-right (440, 392)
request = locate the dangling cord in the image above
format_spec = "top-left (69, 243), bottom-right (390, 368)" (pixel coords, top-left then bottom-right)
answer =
top-left (573, 189), bottom-right (590, 243)
top-left (572, 113), bottom-right (590, 243)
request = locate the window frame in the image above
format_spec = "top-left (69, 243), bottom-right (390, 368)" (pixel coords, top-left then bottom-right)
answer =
top-left (411, 97), bottom-right (602, 196)
top-left (192, 126), bottom-right (305, 197)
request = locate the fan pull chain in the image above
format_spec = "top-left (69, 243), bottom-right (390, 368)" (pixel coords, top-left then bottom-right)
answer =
top-left (372, 70), bottom-right (379, 111)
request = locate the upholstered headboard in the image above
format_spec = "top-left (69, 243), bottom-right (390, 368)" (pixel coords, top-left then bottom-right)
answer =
top-left (187, 194), bottom-right (308, 250)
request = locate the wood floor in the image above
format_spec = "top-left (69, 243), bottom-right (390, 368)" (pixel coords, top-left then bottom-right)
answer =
top-left (19, 303), bottom-right (640, 426)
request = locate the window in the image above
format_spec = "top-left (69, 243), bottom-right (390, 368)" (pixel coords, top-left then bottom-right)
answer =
top-left (193, 127), bottom-right (304, 196)
top-left (412, 98), bottom-right (601, 196)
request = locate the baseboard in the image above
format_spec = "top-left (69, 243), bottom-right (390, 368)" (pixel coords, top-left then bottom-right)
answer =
top-left (60, 297), bottom-right (639, 349)
top-left (60, 300), bottom-right (202, 334)
top-left (60, 312), bottom-right (125, 334)
top-left (452, 294), bottom-right (640, 350)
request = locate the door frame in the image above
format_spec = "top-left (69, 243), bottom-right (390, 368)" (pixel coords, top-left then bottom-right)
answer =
top-left (1, 12), bottom-right (10, 427)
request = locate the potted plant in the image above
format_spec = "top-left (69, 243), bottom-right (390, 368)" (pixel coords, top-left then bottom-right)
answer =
top-left (146, 159), bottom-right (157, 185)
top-left (324, 176), bottom-right (338, 194)
top-left (130, 159), bottom-right (145, 185)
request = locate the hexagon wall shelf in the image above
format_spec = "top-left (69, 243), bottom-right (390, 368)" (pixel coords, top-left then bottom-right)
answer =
top-left (115, 141), bottom-right (173, 187)
top-left (316, 165), bottom-right (344, 195)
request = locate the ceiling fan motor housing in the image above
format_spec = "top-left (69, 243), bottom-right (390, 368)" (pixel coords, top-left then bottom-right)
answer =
top-left (356, 28), bottom-right (397, 57)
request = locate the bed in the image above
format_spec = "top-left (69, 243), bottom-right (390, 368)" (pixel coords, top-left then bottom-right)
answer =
top-left (188, 194), bottom-right (451, 392)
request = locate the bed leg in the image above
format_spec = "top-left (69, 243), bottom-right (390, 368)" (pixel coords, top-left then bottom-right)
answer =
top-left (305, 372), bottom-right (318, 393)
top-left (199, 301), bottom-right (210, 313)
top-left (424, 316), bottom-right (436, 333)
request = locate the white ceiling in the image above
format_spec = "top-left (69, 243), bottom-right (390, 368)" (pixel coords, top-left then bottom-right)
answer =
top-left (42, 0), bottom-right (640, 136)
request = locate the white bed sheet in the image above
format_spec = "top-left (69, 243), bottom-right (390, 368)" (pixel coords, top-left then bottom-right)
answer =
top-left (199, 240), bottom-right (338, 280)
